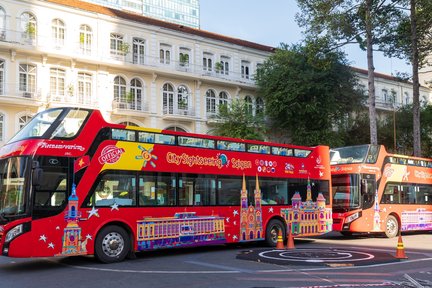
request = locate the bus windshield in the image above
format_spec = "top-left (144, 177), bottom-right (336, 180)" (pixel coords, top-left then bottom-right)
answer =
top-left (330, 145), bottom-right (370, 164)
top-left (332, 174), bottom-right (360, 211)
top-left (0, 157), bottom-right (29, 220)
top-left (8, 108), bottom-right (89, 143)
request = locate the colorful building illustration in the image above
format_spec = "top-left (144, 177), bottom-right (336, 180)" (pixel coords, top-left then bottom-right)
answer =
top-left (137, 212), bottom-right (225, 250)
top-left (240, 175), bottom-right (263, 241)
top-left (401, 208), bottom-right (432, 231)
top-left (281, 179), bottom-right (332, 236)
top-left (58, 184), bottom-right (88, 256)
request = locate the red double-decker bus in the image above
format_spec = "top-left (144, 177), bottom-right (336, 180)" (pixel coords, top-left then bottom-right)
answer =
top-left (331, 144), bottom-right (432, 237)
top-left (0, 107), bottom-right (332, 263)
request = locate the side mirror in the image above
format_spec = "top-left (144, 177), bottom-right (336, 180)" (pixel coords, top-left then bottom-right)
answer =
top-left (32, 161), bottom-right (43, 186)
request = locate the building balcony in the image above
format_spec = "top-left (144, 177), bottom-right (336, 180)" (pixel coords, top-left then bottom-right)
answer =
top-left (112, 100), bottom-right (150, 116)
top-left (162, 105), bottom-right (196, 121)
top-left (46, 93), bottom-right (99, 108)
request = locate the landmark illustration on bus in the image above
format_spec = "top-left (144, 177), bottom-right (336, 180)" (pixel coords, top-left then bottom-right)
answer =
top-left (330, 144), bottom-right (432, 238)
top-left (0, 107), bottom-right (332, 263)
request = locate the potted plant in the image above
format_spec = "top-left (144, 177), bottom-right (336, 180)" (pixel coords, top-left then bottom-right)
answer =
top-left (119, 42), bottom-right (130, 55)
top-left (215, 61), bottom-right (223, 73)
top-left (25, 23), bottom-right (36, 39)
top-left (179, 53), bottom-right (189, 67)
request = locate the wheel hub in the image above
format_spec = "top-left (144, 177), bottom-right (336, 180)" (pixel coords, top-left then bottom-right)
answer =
top-left (102, 232), bottom-right (124, 257)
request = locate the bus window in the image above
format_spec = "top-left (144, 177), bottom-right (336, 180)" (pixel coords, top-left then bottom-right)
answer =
top-left (257, 178), bottom-right (288, 205)
top-left (194, 176), bottom-right (216, 206)
top-left (217, 176), bottom-right (241, 205)
top-left (89, 173), bottom-right (136, 207)
top-left (179, 175), bottom-right (194, 205)
top-left (138, 173), bottom-right (176, 206)
top-left (33, 156), bottom-right (69, 218)
top-left (361, 175), bottom-right (375, 209)
top-left (138, 132), bottom-right (155, 143)
top-left (155, 134), bottom-right (175, 145)
top-left (112, 129), bottom-right (136, 141)
top-left (381, 184), bottom-right (400, 204)
top-left (272, 147), bottom-right (292, 156)
top-left (294, 149), bottom-right (311, 158)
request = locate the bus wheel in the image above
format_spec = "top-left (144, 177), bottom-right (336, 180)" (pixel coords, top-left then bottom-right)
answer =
top-left (95, 225), bottom-right (130, 263)
top-left (385, 215), bottom-right (399, 238)
top-left (265, 219), bottom-right (285, 247)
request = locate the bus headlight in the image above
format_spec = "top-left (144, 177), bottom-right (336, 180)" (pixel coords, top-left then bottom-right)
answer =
top-left (345, 212), bottom-right (360, 224)
top-left (5, 224), bottom-right (23, 243)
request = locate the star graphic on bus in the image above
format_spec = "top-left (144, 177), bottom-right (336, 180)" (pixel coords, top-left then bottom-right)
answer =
top-left (136, 145), bottom-right (158, 168)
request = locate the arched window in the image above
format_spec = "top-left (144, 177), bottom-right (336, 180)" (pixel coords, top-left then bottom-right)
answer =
top-left (110, 33), bottom-right (126, 56)
top-left (130, 78), bottom-right (143, 110)
top-left (20, 12), bottom-right (37, 41)
top-left (244, 95), bottom-right (253, 115)
top-left (165, 126), bottom-right (186, 132)
top-left (113, 76), bottom-right (126, 103)
top-left (51, 19), bottom-right (65, 46)
top-left (177, 85), bottom-right (189, 110)
top-left (163, 83), bottom-right (175, 114)
top-left (0, 113), bottom-right (4, 142)
top-left (119, 121), bottom-right (139, 127)
top-left (206, 89), bottom-right (216, 114)
top-left (256, 97), bottom-right (264, 115)
top-left (78, 72), bottom-right (92, 104)
top-left (133, 38), bottom-right (145, 65)
top-left (19, 64), bottom-right (36, 96)
top-left (79, 24), bottom-right (92, 55)
top-left (219, 91), bottom-right (229, 109)
top-left (50, 68), bottom-right (66, 97)
top-left (160, 44), bottom-right (171, 64)
top-left (18, 114), bottom-right (32, 130)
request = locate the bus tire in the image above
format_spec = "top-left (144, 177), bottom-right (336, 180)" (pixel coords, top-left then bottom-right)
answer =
top-left (265, 219), bottom-right (285, 247)
top-left (384, 215), bottom-right (399, 238)
top-left (95, 225), bottom-right (130, 263)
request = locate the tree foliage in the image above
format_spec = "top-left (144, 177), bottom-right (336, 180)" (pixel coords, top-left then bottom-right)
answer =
top-left (295, 0), bottom-right (403, 145)
top-left (208, 99), bottom-right (266, 141)
top-left (255, 41), bottom-right (364, 147)
top-left (379, 0), bottom-right (432, 156)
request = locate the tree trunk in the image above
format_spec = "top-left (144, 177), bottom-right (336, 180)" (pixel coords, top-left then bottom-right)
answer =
top-left (411, 0), bottom-right (421, 156)
top-left (366, 0), bottom-right (377, 145)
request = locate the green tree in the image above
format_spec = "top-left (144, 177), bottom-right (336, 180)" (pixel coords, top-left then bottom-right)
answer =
top-left (380, 0), bottom-right (432, 156)
top-left (255, 41), bottom-right (364, 147)
top-left (296, 0), bottom-right (403, 145)
top-left (209, 99), bottom-right (266, 141)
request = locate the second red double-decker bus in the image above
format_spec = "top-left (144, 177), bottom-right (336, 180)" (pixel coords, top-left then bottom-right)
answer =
top-left (0, 107), bottom-right (332, 263)
top-left (331, 144), bottom-right (432, 237)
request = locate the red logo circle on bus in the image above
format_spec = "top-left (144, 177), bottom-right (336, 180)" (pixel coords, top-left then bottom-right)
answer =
top-left (98, 145), bottom-right (125, 164)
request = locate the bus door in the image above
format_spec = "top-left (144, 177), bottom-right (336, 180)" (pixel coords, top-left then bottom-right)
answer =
top-left (360, 174), bottom-right (376, 210)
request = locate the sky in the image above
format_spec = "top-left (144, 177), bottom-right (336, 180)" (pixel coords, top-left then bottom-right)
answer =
top-left (200, 0), bottom-right (412, 76)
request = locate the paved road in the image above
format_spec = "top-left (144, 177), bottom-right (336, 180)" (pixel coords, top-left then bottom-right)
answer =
top-left (0, 232), bottom-right (431, 288)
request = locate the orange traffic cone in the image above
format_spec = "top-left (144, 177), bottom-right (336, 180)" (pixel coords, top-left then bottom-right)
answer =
top-left (395, 232), bottom-right (408, 259)
top-left (287, 227), bottom-right (295, 249)
top-left (276, 229), bottom-right (285, 250)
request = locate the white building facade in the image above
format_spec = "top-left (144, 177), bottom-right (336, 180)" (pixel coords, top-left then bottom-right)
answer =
top-left (0, 0), bottom-right (272, 146)
top-left (0, 0), bottom-right (429, 147)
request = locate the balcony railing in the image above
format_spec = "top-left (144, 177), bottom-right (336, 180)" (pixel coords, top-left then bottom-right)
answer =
top-left (0, 28), bottom-right (261, 87)
top-left (163, 105), bottom-right (195, 117)
top-left (112, 100), bottom-right (150, 113)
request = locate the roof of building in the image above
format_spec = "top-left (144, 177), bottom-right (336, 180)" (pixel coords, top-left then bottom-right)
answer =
top-left (351, 66), bottom-right (411, 84)
top-left (46, 0), bottom-right (276, 53)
